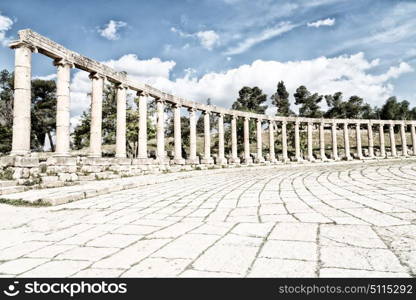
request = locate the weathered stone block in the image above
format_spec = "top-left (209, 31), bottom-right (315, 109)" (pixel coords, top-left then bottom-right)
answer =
top-left (58, 173), bottom-right (78, 182)
top-left (42, 176), bottom-right (59, 184)
top-left (0, 156), bottom-right (15, 167)
top-left (112, 158), bottom-right (132, 165)
top-left (46, 156), bottom-right (77, 166)
top-left (14, 157), bottom-right (39, 167)
top-left (81, 157), bottom-right (112, 166)
top-left (13, 168), bottom-right (30, 179)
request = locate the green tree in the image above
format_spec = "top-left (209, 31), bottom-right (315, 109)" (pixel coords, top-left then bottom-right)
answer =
top-left (0, 70), bottom-right (14, 154)
top-left (325, 92), bottom-right (375, 119)
top-left (271, 81), bottom-right (294, 116)
top-left (294, 85), bottom-right (323, 118)
top-left (379, 96), bottom-right (411, 120)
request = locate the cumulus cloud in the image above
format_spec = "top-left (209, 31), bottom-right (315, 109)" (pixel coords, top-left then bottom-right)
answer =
top-left (98, 20), bottom-right (127, 40)
top-left (224, 22), bottom-right (298, 55)
top-left (307, 18), bottom-right (335, 28)
top-left (65, 52), bottom-right (413, 128)
top-left (0, 12), bottom-right (14, 46)
top-left (171, 27), bottom-right (220, 50)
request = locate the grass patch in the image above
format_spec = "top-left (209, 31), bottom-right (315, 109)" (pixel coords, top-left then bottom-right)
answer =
top-left (0, 198), bottom-right (51, 207)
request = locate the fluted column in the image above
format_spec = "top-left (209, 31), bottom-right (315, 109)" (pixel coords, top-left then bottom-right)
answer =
top-left (201, 111), bottom-right (214, 164)
top-left (400, 122), bottom-right (408, 157)
top-left (173, 103), bottom-right (185, 164)
top-left (243, 116), bottom-right (252, 164)
top-left (320, 121), bottom-right (327, 161)
top-left (307, 122), bottom-right (314, 161)
top-left (294, 120), bottom-right (301, 161)
top-left (367, 122), bottom-right (374, 158)
top-left (379, 123), bottom-right (386, 158)
top-left (331, 121), bottom-right (339, 160)
top-left (343, 122), bottom-right (352, 160)
top-left (54, 58), bottom-right (73, 157)
top-left (186, 107), bottom-right (199, 164)
top-left (89, 72), bottom-right (104, 158)
top-left (268, 121), bottom-right (277, 163)
top-left (217, 113), bottom-right (227, 165)
top-left (281, 121), bottom-right (288, 162)
top-left (115, 84), bottom-right (127, 158)
top-left (389, 122), bottom-right (397, 157)
top-left (137, 92), bottom-right (148, 162)
top-left (256, 118), bottom-right (265, 163)
top-left (229, 115), bottom-right (240, 164)
top-left (411, 124), bottom-right (416, 156)
top-left (356, 123), bottom-right (363, 159)
top-left (10, 42), bottom-right (34, 155)
top-left (156, 98), bottom-right (166, 162)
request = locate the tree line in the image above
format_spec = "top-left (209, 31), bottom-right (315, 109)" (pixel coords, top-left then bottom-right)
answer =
top-left (0, 68), bottom-right (415, 155)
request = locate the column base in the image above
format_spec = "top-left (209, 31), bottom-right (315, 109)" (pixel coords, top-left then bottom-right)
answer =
top-left (308, 157), bottom-right (315, 162)
top-left (254, 157), bottom-right (265, 163)
top-left (242, 157), bottom-right (253, 164)
top-left (186, 157), bottom-right (200, 165)
top-left (201, 157), bottom-right (214, 164)
top-left (228, 157), bottom-right (240, 164)
top-left (10, 150), bottom-right (30, 156)
top-left (133, 158), bottom-right (152, 165)
top-left (345, 156), bottom-right (353, 161)
top-left (54, 152), bottom-right (71, 157)
top-left (216, 157), bottom-right (228, 165)
top-left (172, 158), bottom-right (185, 165)
top-left (155, 157), bottom-right (170, 165)
top-left (268, 158), bottom-right (278, 163)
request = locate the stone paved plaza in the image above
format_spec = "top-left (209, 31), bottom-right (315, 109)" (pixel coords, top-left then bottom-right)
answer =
top-left (0, 160), bottom-right (415, 278)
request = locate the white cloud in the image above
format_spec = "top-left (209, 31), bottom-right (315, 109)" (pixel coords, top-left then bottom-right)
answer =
top-left (0, 12), bottom-right (14, 46)
top-left (33, 74), bottom-right (57, 81)
top-left (98, 20), bottom-right (127, 40)
top-left (66, 52), bottom-right (413, 126)
top-left (171, 27), bottom-right (220, 50)
top-left (307, 18), bottom-right (335, 28)
top-left (224, 22), bottom-right (298, 55)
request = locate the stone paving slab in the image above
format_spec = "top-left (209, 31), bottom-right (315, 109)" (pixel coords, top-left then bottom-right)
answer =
top-left (0, 159), bottom-right (415, 277)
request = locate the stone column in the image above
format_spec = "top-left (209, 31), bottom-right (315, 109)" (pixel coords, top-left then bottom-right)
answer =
top-left (307, 122), bottom-right (314, 161)
top-left (379, 123), bottom-right (386, 158)
top-left (268, 121), bottom-right (277, 163)
top-left (294, 120), bottom-right (301, 161)
top-left (201, 111), bottom-right (214, 164)
top-left (137, 92), bottom-right (148, 161)
top-left (156, 98), bottom-right (166, 162)
top-left (331, 121), bottom-right (339, 160)
top-left (115, 84), bottom-right (127, 158)
top-left (281, 120), bottom-right (288, 162)
top-left (243, 116), bottom-right (253, 164)
top-left (411, 124), bottom-right (416, 156)
top-left (88, 72), bottom-right (104, 158)
top-left (10, 42), bottom-right (34, 155)
top-left (54, 58), bottom-right (73, 157)
top-left (255, 118), bottom-right (265, 163)
top-left (186, 107), bottom-right (199, 164)
top-left (400, 122), bottom-right (408, 157)
top-left (320, 121), bottom-right (327, 161)
top-left (229, 115), bottom-right (240, 164)
top-left (356, 123), bottom-right (363, 159)
top-left (173, 103), bottom-right (185, 164)
top-left (367, 122), bottom-right (374, 158)
top-left (343, 122), bottom-right (352, 160)
top-left (217, 113), bottom-right (227, 165)
top-left (389, 122), bottom-right (397, 157)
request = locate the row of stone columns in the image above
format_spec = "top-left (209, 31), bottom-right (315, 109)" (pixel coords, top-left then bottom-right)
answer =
top-left (9, 42), bottom-right (416, 164)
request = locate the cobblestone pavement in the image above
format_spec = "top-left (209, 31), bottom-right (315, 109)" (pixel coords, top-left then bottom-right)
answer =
top-left (0, 160), bottom-right (415, 278)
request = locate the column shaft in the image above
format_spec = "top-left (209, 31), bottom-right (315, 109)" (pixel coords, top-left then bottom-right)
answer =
top-left (230, 115), bottom-right (240, 163)
top-left (331, 122), bottom-right (338, 160)
top-left (320, 122), bottom-right (326, 160)
top-left (217, 114), bottom-right (227, 164)
top-left (367, 123), bottom-right (374, 158)
top-left (343, 122), bottom-right (351, 160)
top-left (202, 111), bottom-right (213, 164)
top-left (379, 123), bottom-right (386, 158)
top-left (11, 44), bottom-right (33, 155)
top-left (243, 117), bottom-right (252, 163)
top-left (187, 108), bottom-right (198, 164)
top-left (173, 104), bottom-right (184, 164)
top-left (256, 119), bottom-right (264, 163)
top-left (54, 59), bottom-right (73, 156)
top-left (389, 123), bottom-right (397, 157)
top-left (269, 121), bottom-right (276, 162)
top-left (356, 123), bottom-right (363, 159)
top-left (115, 84), bottom-right (127, 158)
top-left (400, 123), bottom-right (408, 156)
top-left (281, 121), bottom-right (288, 162)
top-left (156, 99), bottom-right (165, 161)
top-left (307, 122), bottom-right (314, 161)
top-left (89, 73), bottom-right (104, 157)
top-left (411, 124), bottom-right (416, 156)
top-left (294, 121), bottom-right (301, 161)
top-left (137, 92), bottom-right (148, 160)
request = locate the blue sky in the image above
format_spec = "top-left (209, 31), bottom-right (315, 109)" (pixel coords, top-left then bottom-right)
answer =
top-left (1, 0), bottom-right (416, 120)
